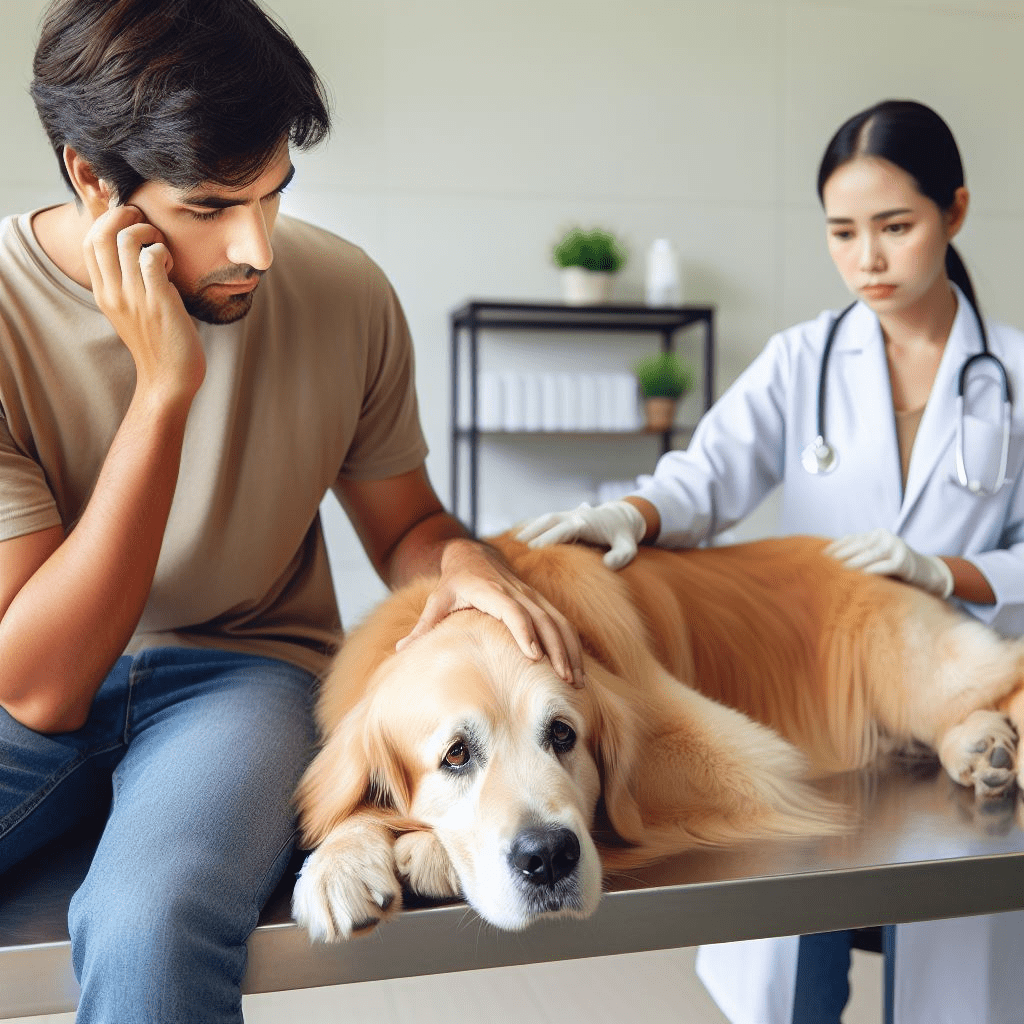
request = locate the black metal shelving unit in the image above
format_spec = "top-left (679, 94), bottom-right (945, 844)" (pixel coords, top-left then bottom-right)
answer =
top-left (449, 299), bottom-right (716, 534)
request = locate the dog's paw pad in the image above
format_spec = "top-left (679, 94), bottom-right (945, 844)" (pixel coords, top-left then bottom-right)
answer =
top-left (974, 734), bottom-right (1018, 798)
top-left (989, 746), bottom-right (1012, 770)
top-left (939, 710), bottom-right (1018, 800)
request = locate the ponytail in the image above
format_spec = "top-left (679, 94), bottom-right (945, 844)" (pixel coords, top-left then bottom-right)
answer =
top-left (945, 243), bottom-right (984, 331)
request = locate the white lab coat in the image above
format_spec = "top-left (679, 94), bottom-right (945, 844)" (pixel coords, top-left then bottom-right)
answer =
top-left (632, 287), bottom-right (1024, 1024)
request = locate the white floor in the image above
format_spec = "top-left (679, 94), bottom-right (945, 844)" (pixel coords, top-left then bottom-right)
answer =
top-left (9, 946), bottom-right (884, 1023)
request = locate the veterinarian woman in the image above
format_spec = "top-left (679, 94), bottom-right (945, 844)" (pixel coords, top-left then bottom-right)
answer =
top-left (518, 99), bottom-right (1024, 1024)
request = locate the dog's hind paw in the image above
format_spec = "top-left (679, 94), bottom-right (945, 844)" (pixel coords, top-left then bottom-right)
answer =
top-left (395, 830), bottom-right (461, 899)
top-left (291, 825), bottom-right (402, 941)
top-left (939, 710), bottom-right (1018, 799)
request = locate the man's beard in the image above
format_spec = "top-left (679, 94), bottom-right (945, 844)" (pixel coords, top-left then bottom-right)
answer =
top-left (179, 267), bottom-right (264, 325)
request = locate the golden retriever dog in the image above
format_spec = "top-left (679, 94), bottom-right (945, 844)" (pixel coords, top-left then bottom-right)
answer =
top-left (292, 535), bottom-right (1024, 941)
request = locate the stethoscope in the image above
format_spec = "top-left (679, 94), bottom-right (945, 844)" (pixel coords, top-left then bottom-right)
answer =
top-left (801, 299), bottom-right (1013, 495)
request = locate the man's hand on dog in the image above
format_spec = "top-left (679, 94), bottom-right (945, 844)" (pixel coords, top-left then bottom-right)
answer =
top-left (396, 538), bottom-right (586, 688)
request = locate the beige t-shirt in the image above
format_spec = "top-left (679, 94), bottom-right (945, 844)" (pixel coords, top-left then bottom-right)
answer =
top-left (0, 211), bottom-right (428, 678)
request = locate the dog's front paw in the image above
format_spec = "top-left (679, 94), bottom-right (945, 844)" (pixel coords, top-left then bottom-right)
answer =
top-left (292, 821), bottom-right (402, 941)
top-left (395, 830), bottom-right (461, 899)
top-left (939, 710), bottom-right (1018, 799)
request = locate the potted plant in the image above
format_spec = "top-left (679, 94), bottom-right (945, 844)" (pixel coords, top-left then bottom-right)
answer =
top-left (551, 226), bottom-right (627, 305)
top-left (632, 351), bottom-right (695, 432)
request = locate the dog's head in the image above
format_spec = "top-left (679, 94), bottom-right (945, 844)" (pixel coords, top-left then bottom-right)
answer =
top-left (297, 599), bottom-right (644, 931)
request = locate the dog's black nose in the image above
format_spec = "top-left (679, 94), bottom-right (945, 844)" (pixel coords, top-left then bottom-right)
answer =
top-left (509, 827), bottom-right (580, 886)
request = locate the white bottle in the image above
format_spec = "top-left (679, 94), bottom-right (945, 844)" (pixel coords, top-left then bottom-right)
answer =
top-left (478, 372), bottom-right (504, 431)
top-left (645, 238), bottom-right (681, 306)
top-left (502, 372), bottom-right (526, 431)
top-left (578, 373), bottom-right (599, 431)
top-left (522, 373), bottom-right (543, 431)
top-left (540, 373), bottom-right (561, 432)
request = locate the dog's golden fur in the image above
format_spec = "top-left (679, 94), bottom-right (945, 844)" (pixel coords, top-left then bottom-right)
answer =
top-left (293, 535), bottom-right (1024, 939)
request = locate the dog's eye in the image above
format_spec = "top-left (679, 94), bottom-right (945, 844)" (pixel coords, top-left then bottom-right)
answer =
top-left (442, 741), bottom-right (470, 769)
top-left (549, 719), bottom-right (576, 753)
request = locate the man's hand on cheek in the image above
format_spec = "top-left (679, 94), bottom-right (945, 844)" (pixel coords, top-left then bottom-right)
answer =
top-left (82, 201), bottom-right (206, 406)
top-left (396, 538), bottom-right (586, 688)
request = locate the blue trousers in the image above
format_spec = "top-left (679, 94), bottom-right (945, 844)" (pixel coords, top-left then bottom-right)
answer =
top-left (794, 928), bottom-right (895, 1024)
top-left (0, 647), bottom-right (316, 1023)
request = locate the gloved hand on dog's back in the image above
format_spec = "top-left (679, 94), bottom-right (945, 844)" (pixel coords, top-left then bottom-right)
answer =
top-left (516, 499), bottom-right (648, 570)
top-left (825, 527), bottom-right (955, 599)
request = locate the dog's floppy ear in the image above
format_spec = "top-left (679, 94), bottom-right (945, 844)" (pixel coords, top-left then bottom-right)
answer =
top-left (295, 699), bottom-right (415, 848)
top-left (295, 702), bottom-right (373, 848)
top-left (313, 577), bottom-right (435, 735)
top-left (296, 578), bottom-right (436, 848)
top-left (583, 662), bottom-right (648, 854)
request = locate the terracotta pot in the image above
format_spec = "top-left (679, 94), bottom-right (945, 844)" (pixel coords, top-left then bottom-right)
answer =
top-left (561, 268), bottom-right (615, 305)
top-left (643, 396), bottom-right (677, 432)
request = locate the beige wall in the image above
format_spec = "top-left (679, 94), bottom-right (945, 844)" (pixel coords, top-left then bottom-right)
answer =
top-left (3, 0), bottom-right (1023, 624)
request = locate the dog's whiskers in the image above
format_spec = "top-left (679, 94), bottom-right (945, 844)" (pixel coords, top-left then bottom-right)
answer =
top-left (603, 871), bottom-right (647, 888)
top-left (453, 904), bottom-right (478, 935)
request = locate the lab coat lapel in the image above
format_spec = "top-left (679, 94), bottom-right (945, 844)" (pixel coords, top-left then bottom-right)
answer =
top-left (896, 291), bottom-right (977, 529)
top-left (831, 303), bottom-right (904, 520)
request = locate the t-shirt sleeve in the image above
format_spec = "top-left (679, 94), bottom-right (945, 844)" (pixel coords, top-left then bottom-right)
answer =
top-left (0, 409), bottom-right (61, 541)
top-left (337, 262), bottom-right (429, 482)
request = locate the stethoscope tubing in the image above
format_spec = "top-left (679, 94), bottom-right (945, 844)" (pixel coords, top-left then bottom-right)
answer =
top-left (815, 301), bottom-right (857, 448)
top-left (807, 295), bottom-right (1012, 493)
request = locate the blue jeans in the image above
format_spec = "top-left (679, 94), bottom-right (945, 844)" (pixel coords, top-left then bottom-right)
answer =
top-left (0, 646), bottom-right (316, 1023)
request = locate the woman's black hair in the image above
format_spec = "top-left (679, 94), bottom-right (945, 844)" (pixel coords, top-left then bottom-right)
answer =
top-left (817, 99), bottom-right (980, 323)
top-left (30, 0), bottom-right (331, 201)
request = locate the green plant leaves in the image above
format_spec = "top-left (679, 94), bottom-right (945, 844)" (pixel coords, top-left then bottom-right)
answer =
top-left (632, 351), bottom-right (695, 398)
top-left (551, 226), bottom-right (627, 273)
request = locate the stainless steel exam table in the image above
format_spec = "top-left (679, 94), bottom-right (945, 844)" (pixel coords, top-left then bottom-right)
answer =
top-left (3, 757), bottom-right (1024, 1018)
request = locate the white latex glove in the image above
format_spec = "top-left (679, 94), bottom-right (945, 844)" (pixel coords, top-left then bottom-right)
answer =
top-left (825, 527), bottom-right (954, 599)
top-left (516, 500), bottom-right (647, 570)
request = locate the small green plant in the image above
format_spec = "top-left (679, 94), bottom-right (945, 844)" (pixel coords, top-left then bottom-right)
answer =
top-left (551, 226), bottom-right (627, 273)
top-left (633, 351), bottom-right (695, 399)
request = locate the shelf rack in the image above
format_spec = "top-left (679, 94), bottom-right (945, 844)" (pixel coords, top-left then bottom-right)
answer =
top-left (449, 299), bottom-right (715, 534)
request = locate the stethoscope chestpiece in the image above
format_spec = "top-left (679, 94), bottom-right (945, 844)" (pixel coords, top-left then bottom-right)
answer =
top-left (801, 435), bottom-right (839, 475)
top-left (803, 304), bottom-right (856, 478)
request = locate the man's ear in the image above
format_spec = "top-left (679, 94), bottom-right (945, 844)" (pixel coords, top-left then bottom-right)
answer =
top-left (62, 146), bottom-right (113, 217)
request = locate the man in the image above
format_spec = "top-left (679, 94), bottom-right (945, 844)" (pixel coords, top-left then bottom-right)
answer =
top-left (0, 1), bottom-right (581, 1020)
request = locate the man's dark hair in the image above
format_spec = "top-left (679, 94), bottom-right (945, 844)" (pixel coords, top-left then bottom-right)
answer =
top-left (30, 0), bottom-right (331, 201)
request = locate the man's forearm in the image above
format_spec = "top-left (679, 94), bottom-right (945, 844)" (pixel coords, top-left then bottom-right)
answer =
top-left (381, 511), bottom-right (478, 590)
top-left (0, 391), bottom-right (192, 732)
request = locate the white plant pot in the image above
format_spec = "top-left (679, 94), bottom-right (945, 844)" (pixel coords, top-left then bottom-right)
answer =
top-left (561, 267), bottom-right (615, 305)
